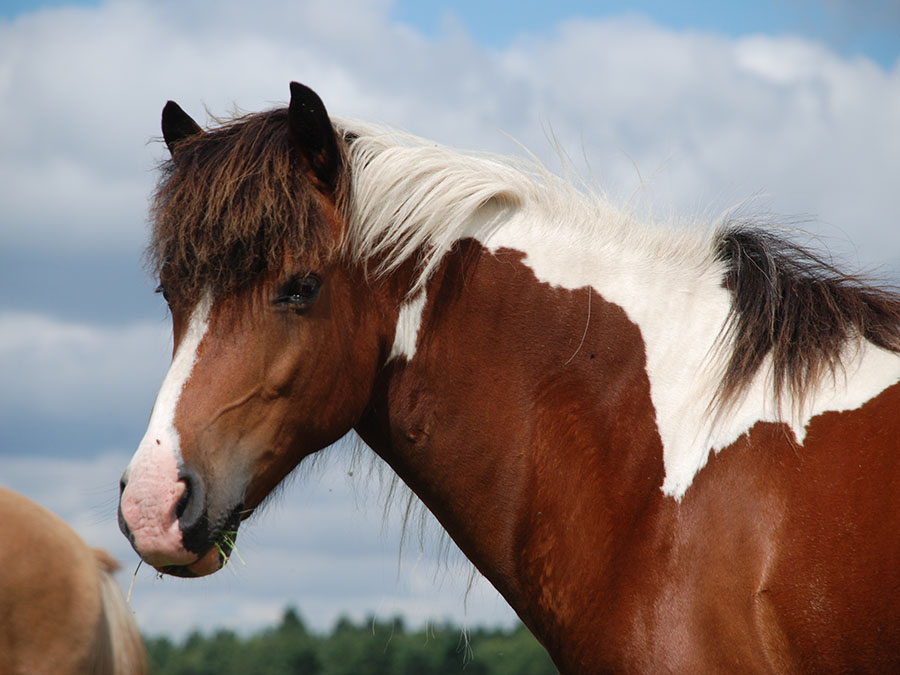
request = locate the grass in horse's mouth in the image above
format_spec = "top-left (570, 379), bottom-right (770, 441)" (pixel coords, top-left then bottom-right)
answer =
top-left (154, 530), bottom-right (242, 578)
top-left (216, 530), bottom-right (246, 567)
top-left (127, 560), bottom-right (142, 602)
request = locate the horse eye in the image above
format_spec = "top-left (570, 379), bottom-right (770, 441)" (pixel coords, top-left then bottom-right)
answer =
top-left (155, 283), bottom-right (170, 303)
top-left (275, 274), bottom-right (321, 309)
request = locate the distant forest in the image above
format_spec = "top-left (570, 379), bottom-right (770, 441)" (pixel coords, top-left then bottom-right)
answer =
top-left (145, 607), bottom-right (557, 674)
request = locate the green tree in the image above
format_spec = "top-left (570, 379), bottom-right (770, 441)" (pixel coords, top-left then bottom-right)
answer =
top-left (142, 607), bottom-right (556, 674)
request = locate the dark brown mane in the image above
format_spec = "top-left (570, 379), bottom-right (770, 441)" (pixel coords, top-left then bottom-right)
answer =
top-left (148, 107), bottom-right (349, 303)
top-left (715, 224), bottom-right (900, 406)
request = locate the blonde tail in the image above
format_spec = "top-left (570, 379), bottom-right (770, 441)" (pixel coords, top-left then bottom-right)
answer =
top-left (93, 549), bottom-right (148, 675)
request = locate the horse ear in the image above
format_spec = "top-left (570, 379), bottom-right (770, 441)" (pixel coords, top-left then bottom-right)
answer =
top-left (162, 101), bottom-right (203, 155)
top-left (288, 81), bottom-right (342, 192)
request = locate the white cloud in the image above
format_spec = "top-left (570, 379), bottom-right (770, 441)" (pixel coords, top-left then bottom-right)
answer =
top-left (496, 18), bottom-right (900, 270)
top-left (0, 312), bottom-right (170, 419)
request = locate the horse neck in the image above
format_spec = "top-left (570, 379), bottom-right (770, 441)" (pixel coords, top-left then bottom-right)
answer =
top-left (354, 225), bottom-right (692, 647)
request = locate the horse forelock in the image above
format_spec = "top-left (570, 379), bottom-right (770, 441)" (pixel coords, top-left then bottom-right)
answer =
top-left (149, 110), bottom-right (633, 303)
top-left (148, 107), bottom-right (350, 304)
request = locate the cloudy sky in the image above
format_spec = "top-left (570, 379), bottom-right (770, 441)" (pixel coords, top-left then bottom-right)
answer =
top-left (1, 0), bottom-right (899, 641)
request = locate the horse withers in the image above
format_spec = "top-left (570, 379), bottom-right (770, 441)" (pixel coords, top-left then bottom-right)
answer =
top-left (118, 82), bottom-right (900, 673)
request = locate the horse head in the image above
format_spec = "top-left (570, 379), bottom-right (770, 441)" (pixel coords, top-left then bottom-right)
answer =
top-left (118, 83), bottom-right (385, 576)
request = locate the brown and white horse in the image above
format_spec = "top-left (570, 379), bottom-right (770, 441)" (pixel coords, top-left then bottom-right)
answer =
top-left (0, 487), bottom-right (146, 674)
top-left (118, 82), bottom-right (900, 673)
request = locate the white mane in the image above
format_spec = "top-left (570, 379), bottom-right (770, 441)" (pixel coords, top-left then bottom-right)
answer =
top-left (335, 119), bottom-right (709, 294)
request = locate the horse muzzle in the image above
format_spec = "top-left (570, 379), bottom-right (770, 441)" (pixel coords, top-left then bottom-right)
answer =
top-left (118, 459), bottom-right (243, 578)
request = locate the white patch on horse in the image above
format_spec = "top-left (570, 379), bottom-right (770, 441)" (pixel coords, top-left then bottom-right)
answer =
top-left (478, 214), bottom-right (900, 499)
top-left (138, 290), bottom-right (212, 466)
top-left (120, 291), bottom-right (212, 560)
top-left (389, 291), bottom-right (426, 362)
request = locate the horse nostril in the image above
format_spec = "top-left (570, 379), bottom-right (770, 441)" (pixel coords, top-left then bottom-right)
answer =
top-left (176, 467), bottom-right (210, 555)
top-left (175, 484), bottom-right (190, 519)
top-left (176, 467), bottom-right (205, 527)
top-left (117, 473), bottom-right (132, 539)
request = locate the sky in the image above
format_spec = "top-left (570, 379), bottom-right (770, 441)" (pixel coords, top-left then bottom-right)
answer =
top-left (1, 0), bottom-right (899, 643)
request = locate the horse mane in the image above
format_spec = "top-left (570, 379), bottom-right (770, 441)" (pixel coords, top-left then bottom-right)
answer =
top-left (149, 105), bottom-right (561, 301)
top-left (339, 122), bottom-right (900, 410)
top-left (148, 107), bottom-right (350, 303)
top-left (339, 120), bottom-right (900, 409)
top-left (714, 224), bottom-right (900, 407)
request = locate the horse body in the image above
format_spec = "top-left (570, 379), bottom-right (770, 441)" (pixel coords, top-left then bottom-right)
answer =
top-left (359, 234), bottom-right (900, 672)
top-left (118, 83), bottom-right (900, 673)
top-left (0, 487), bottom-right (145, 675)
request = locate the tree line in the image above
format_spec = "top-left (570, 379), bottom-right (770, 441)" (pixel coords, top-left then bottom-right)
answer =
top-left (145, 607), bottom-right (557, 674)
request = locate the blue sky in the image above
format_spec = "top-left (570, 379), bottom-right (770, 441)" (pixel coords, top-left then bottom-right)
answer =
top-left (394, 0), bottom-right (900, 67)
top-left (1, 0), bottom-right (899, 642)
top-left (5, 0), bottom-right (898, 67)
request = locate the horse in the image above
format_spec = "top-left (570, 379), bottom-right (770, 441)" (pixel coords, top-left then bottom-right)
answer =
top-left (117, 81), bottom-right (900, 673)
top-left (0, 487), bottom-right (146, 674)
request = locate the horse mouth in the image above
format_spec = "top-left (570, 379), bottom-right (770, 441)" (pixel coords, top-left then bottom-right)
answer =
top-left (156, 501), bottom-right (244, 578)
top-left (119, 482), bottom-right (246, 578)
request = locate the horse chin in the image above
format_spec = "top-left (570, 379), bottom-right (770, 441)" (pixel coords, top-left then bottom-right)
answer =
top-left (158, 546), bottom-right (226, 578)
